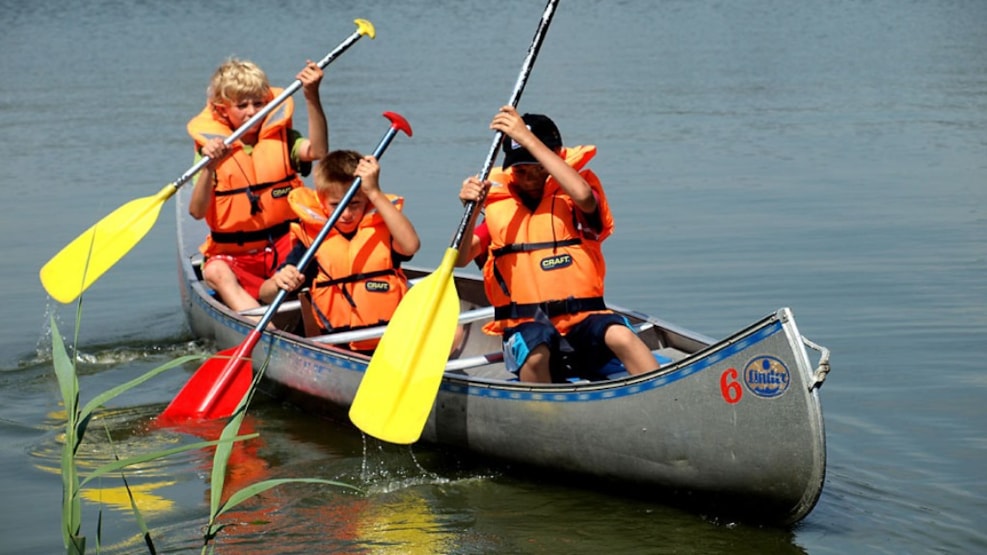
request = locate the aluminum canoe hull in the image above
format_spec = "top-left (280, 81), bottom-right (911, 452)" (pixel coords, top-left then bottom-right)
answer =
top-left (175, 188), bottom-right (829, 525)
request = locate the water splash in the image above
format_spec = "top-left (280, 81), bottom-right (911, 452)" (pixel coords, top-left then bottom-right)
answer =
top-left (24, 298), bottom-right (205, 370)
top-left (357, 433), bottom-right (499, 495)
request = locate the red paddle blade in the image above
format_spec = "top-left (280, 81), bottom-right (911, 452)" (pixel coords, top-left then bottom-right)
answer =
top-left (160, 347), bottom-right (253, 421)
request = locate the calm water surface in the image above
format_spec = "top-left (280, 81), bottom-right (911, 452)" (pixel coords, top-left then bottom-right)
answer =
top-left (1, 1), bottom-right (985, 553)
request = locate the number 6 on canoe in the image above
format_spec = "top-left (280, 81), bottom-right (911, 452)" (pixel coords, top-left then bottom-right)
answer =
top-left (160, 111), bottom-right (412, 421)
top-left (349, 0), bottom-right (561, 444)
top-left (38, 19), bottom-right (375, 305)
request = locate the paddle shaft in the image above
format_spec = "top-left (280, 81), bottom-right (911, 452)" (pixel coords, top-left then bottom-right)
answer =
top-left (38, 20), bottom-right (373, 305)
top-left (170, 20), bottom-right (372, 195)
top-left (190, 113), bottom-right (410, 416)
top-left (348, 0), bottom-right (561, 444)
top-left (450, 0), bottom-right (560, 252)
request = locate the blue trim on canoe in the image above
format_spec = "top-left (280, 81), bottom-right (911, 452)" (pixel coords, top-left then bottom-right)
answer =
top-left (190, 278), bottom-right (783, 403)
top-left (441, 320), bottom-right (785, 403)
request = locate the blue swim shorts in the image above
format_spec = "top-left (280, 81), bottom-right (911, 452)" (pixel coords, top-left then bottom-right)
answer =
top-left (502, 313), bottom-right (635, 381)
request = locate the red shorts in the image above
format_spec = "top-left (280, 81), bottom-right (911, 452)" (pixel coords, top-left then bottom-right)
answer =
top-left (203, 233), bottom-right (293, 300)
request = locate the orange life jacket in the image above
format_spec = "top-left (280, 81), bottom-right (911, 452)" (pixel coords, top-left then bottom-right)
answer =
top-left (480, 145), bottom-right (615, 335)
top-left (187, 88), bottom-right (305, 256)
top-left (288, 187), bottom-right (409, 351)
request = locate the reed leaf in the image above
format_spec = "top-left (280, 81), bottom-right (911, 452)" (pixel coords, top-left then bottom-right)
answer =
top-left (49, 260), bottom-right (361, 553)
top-left (208, 407), bottom-right (247, 517)
top-left (102, 424), bottom-right (157, 554)
top-left (208, 346), bottom-right (274, 518)
top-left (216, 478), bottom-right (363, 518)
top-left (51, 315), bottom-right (83, 551)
top-left (77, 433), bottom-right (258, 491)
top-left (79, 354), bottom-right (206, 428)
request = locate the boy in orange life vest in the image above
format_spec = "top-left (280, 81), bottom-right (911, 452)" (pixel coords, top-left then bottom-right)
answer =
top-left (456, 106), bottom-right (659, 383)
top-left (188, 57), bottom-right (328, 312)
top-left (259, 150), bottom-right (420, 352)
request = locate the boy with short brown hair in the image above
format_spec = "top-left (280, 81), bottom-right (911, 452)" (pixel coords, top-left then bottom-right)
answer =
top-left (260, 150), bottom-right (420, 352)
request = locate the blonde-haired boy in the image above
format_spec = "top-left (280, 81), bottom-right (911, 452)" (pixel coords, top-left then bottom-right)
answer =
top-left (188, 57), bottom-right (328, 312)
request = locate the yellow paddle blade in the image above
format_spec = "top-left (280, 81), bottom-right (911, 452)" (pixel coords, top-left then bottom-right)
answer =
top-left (350, 248), bottom-right (462, 444)
top-left (40, 184), bottom-right (176, 304)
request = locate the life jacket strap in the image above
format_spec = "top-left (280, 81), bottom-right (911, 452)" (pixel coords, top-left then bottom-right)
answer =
top-left (493, 296), bottom-right (606, 321)
top-left (491, 238), bottom-right (581, 258)
top-left (210, 220), bottom-right (292, 246)
top-left (312, 312), bottom-right (389, 336)
top-left (314, 268), bottom-right (397, 288)
top-left (213, 174), bottom-right (297, 198)
top-left (315, 268), bottom-right (399, 310)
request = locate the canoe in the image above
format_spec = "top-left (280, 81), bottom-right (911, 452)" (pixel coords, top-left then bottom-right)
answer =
top-left (174, 188), bottom-right (831, 526)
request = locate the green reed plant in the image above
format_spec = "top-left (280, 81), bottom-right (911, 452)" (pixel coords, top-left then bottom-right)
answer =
top-left (52, 310), bottom-right (360, 554)
top-left (51, 313), bottom-right (253, 553)
top-left (198, 384), bottom-right (360, 554)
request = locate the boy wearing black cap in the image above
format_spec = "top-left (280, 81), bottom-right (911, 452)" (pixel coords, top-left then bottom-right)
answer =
top-left (457, 106), bottom-right (658, 383)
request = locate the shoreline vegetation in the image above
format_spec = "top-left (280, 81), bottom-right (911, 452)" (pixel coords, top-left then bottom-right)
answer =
top-left (51, 305), bottom-right (359, 554)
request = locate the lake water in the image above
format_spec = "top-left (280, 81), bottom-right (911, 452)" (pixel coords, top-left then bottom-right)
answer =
top-left (2, 0), bottom-right (985, 553)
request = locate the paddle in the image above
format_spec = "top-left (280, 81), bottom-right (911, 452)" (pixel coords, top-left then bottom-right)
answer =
top-left (160, 111), bottom-right (413, 421)
top-left (349, 0), bottom-right (561, 444)
top-left (39, 19), bottom-right (376, 305)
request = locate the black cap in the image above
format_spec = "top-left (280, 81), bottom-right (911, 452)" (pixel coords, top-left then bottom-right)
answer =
top-left (501, 113), bottom-right (563, 168)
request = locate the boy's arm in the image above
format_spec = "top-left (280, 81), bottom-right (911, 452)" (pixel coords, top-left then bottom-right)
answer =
top-left (188, 138), bottom-right (229, 219)
top-left (297, 60), bottom-right (328, 162)
top-left (369, 191), bottom-right (420, 257)
top-left (258, 243), bottom-right (311, 302)
top-left (492, 106), bottom-right (596, 214)
top-left (537, 148), bottom-right (596, 214)
top-left (357, 155), bottom-right (420, 257)
top-left (188, 166), bottom-right (213, 220)
top-left (455, 176), bottom-right (490, 267)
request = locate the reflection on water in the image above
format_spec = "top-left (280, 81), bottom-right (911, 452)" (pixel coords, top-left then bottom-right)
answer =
top-left (216, 478), bottom-right (463, 554)
top-left (28, 399), bottom-right (494, 553)
top-left (22, 364), bottom-right (823, 554)
top-left (79, 481), bottom-right (176, 514)
top-left (30, 406), bottom-right (193, 516)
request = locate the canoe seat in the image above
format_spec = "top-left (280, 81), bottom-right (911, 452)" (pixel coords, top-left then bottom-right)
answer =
top-left (190, 253), bottom-right (210, 289)
top-left (189, 253), bottom-right (223, 300)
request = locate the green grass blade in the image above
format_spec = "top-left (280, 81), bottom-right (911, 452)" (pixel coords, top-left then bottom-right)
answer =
top-left (78, 354), bottom-right (206, 427)
top-left (50, 316), bottom-right (83, 550)
top-left (100, 424), bottom-right (157, 554)
top-left (77, 433), bottom-right (257, 491)
top-left (216, 478), bottom-right (363, 518)
top-left (208, 409), bottom-right (247, 516)
top-left (50, 316), bottom-right (79, 420)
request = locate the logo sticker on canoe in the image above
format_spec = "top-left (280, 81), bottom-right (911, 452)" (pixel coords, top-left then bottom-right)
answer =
top-left (742, 356), bottom-right (790, 398)
top-left (364, 280), bottom-right (390, 293)
top-left (540, 253), bottom-right (572, 271)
